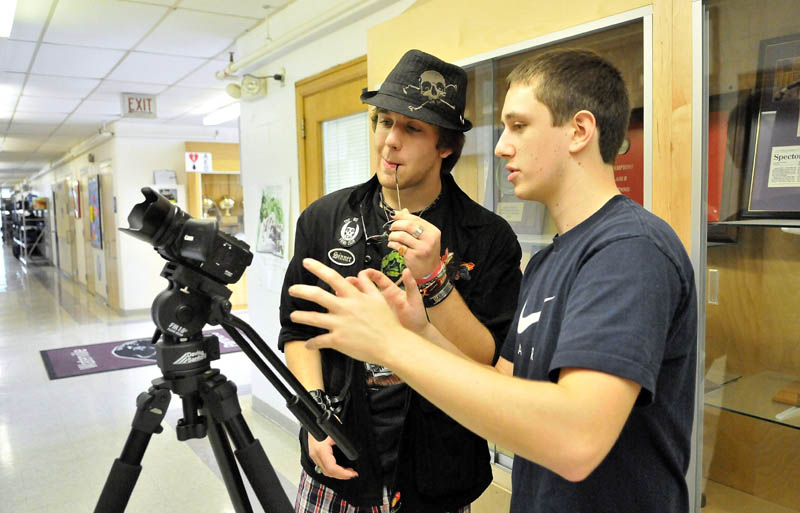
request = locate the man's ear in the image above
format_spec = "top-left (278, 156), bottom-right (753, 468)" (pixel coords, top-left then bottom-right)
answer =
top-left (438, 147), bottom-right (453, 159)
top-left (569, 110), bottom-right (597, 155)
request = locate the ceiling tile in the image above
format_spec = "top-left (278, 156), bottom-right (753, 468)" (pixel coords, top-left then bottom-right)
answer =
top-left (0, 151), bottom-right (37, 163)
top-left (12, 111), bottom-right (69, 124)
top-left (41, 135), bottom-right (82, 149)
top-left (178, 60), bottom-right (231, 89)
top-left (0, 74), bottom-right (24, 107)
top-left (0, 136), bottom-right (42, 152)
top-left (0, 40), bottom-right (37, 73)
top-left (109, 52), bottom-right (206, 84)
top-left (158, 87), bottom-right (229, 116)
top-left (52, 123), bottom-right (101, 138)
top-left (178, 0), bottom-right (275, 19)
top-left (72, 99), bottom-right (120, 116)
top-left (31, 43), bottom-right (126, 79)
top-left (137, 9), bottom-right (257, 58)
top-left (0, 72), bottom-right (25, 90)
top-left (45, 0), bottom-right (169, 49)
top-left (16, 96), bottom-right (80, 114)
top-left (24, 75), bottom-right (101, 99)
top-left (9, 0), bottom-right (53, 41)
top-left (7, 121), bottom-right (59, 135)
top-left (95, 80), bottom-right (167, 96)
top-left (69, 113), bottom-right (120, 125)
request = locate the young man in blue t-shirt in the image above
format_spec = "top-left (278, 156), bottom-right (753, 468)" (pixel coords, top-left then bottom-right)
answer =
top-left (288, 49), bottom-right (698, 512)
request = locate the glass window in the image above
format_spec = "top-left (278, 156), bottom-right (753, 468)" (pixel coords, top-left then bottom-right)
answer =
top-left (323, 111), bottom-right (370, 194)
top-left (456, 21), bottom-right (645, 269)
top-left (702, 1), bottom-right (800, 511)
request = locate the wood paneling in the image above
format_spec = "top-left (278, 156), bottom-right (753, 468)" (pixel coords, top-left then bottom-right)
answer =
top-left (705, 408), bottom-right (800, 511)
top-left (706, 228), bottom-right (800, 377)
top-left (185, 142), bottom-right (240, 172)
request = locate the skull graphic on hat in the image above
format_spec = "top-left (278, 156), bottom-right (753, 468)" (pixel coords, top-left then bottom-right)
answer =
top-left (403, 70), bottom-right (458, 111)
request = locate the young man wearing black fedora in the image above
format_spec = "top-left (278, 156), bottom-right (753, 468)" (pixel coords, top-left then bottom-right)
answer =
top-left (278, 49), bottom-right (522, 512)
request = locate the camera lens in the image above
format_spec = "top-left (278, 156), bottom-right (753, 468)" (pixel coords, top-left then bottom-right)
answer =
top-left (120, 187), bottom-right (183, 248)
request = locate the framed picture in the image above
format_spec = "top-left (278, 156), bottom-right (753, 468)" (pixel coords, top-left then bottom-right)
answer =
top-left (88, 176), bottom-right (103, 249)
top-left (742, 33), bottom-right (800, 218)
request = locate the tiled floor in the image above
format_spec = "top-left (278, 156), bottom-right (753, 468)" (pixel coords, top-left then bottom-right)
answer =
top-left (0, 246), bottom-right (301, 512)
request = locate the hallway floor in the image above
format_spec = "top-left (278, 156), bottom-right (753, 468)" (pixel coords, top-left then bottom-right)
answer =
top-left (0, 246), bottom-right (301, 512)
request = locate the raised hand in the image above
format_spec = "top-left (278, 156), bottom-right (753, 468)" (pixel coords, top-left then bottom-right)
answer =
top-left (388, 209), bottom-right (442, 279)
top-left (361, 268), bottom-right (427, 333)
top-left (288, 258), bottom-right (407, 366)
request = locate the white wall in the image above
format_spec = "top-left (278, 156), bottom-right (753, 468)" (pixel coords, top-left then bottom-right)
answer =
top-left (111, 121), bottom-right (237, 311)
top-left (27, 121), bottom-right (236, 311)
top-left (237, 0), bottom-right (414, 426)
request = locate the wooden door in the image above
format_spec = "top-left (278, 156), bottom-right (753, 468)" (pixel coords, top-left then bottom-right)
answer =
top-left (295, 56), bottom-right (368, 209)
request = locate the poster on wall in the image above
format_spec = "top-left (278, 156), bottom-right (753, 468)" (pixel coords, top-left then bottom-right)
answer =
top-left (256, 184), bottom-right (287, 257)
top-left (252, 178), bottom-right (290, 293)
top-left (88, 176), bottom-right (103, 249)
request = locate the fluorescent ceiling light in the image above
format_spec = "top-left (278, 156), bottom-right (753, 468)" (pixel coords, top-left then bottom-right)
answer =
top-left (0, 0), bottom-right (17, 38)
top-left (202, 103), bottom-right (240, 126)
top-left (192, 93), bottom-right (236, 115)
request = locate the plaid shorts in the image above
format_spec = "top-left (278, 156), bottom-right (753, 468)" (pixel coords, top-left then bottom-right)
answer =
top-left (294, 470), bottom-right (471, 513)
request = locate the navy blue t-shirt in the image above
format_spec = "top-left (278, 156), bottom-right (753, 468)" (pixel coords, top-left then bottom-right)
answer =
top-left (500, 195), bottom-right (697, 513)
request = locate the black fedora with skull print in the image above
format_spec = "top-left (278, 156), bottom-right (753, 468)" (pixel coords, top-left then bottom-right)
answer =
top-left (361, 49), bottom-right (472, 132)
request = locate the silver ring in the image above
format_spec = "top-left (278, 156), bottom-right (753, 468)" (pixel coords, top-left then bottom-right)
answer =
top-left (412, 225), bottom-right (424, 239)
top-left (314, 464), bottom-right (322, 474)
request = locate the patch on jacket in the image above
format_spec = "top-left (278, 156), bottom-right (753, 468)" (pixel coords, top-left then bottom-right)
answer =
top-left (328, 248), bottom-right (356, 266)
top-left (337, 217), bottom-right (361, 247)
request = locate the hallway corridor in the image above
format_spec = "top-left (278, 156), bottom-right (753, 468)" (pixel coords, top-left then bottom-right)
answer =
top-left (0, 248), bottom-right (301, 512)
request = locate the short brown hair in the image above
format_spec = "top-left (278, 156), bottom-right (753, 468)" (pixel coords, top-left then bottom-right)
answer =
top-left (370, 107), bottom-right (465, 175)
top-left (506, 48), bottom-right (630, 164)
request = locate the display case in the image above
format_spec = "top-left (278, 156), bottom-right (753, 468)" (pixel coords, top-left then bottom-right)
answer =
top-left (700, 1), bottom-right (800, 511)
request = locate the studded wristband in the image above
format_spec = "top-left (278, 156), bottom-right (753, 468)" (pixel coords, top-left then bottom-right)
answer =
top-left (308, 389), bottom-right (329, 409)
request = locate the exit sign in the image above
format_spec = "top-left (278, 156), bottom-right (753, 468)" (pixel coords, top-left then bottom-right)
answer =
top-left (121, 93), bottom-right (157, 118)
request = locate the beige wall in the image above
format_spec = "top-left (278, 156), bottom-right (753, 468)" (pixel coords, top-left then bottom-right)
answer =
top-left (367, 0), bottom-right (693, 250)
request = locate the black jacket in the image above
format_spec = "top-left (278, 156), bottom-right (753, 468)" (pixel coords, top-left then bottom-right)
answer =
top-left (279, 174), bottom-right (521, 511)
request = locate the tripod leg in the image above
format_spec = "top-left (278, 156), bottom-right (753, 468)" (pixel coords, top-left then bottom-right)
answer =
top-left (202, 373), bottom-right (294, 513)
top-left (225, 415), bottom-right (294, 513)
top-left (205, 410), bottom-right (254, 513)
top-left (95, 388), bottom-right (171, 513)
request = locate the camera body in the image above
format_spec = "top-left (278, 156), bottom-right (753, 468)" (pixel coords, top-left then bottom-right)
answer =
top-left (121, 187), bottom-right (252, 285)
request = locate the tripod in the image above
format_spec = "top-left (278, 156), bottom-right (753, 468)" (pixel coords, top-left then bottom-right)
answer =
top-left (94, 262), bottom-right (357, 513)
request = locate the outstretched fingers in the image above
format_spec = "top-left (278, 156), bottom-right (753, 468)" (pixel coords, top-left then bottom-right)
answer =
top-left (299, 258), bottom-right (357, 297)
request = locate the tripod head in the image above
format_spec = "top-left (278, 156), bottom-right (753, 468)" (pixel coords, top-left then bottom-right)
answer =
top-left (120, 187), bottom-right (358, 460)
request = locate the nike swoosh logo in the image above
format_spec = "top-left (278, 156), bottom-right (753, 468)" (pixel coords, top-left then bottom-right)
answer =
top-left (516, 296), bottom-right (555, 334)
